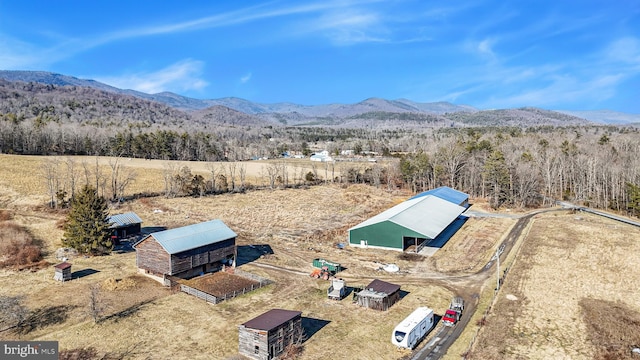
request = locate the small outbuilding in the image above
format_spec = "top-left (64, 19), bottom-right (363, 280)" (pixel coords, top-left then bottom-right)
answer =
top-left (53, 262), bottom-right (72, 282)
top-left (108, 212), bottom-right (143, 242)
top-left (238, 309), bottom-right (303, 360)
top-left (355, 279), bottom-right (401, 311)
top-left (132, 219), bottom-right (236, 280)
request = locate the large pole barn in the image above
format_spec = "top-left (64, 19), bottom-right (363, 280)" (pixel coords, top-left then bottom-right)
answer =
top-left (348, 187), bottom-right (468, 252)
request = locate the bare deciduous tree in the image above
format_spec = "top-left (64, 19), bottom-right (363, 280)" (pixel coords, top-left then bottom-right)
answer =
top-left (0, 296), bottom-right (28, 332)
top-left (109, 156), bottom-right (137, 201)
top-left (87, 284), bottom-right (107, 323)
top-left (42, 157), bottom-right (61, 208)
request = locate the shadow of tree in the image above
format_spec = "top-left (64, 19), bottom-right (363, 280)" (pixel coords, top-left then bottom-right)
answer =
top-left (100, 298), bottom-right (157, 323)
top-left (16, 305), bottom-right (77, 334)
top-left (59, 342), bottom-right (147, 360)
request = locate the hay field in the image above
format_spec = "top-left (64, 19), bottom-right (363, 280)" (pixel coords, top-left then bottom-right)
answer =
top-left (0, 154), bottom-right (347, 200)
top-left (0, 154), bottom-right (516, 359)
top-left (467, 212), bottom-right (640, 359)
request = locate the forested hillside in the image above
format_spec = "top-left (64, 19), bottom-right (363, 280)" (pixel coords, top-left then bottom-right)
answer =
top-left (1, 77), bottom-right (639, 217)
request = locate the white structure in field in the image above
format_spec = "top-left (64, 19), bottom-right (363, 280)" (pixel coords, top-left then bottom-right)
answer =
top-left (310, 150), bottom-right (333, 162)
top-left (391, 307), bottom-right (434, 349)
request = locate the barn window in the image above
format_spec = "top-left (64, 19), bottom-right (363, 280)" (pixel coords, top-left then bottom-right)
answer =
top-left (254, 345), bottom-right (259, 354)
top-left (253, 333), bottom-right (259, 340)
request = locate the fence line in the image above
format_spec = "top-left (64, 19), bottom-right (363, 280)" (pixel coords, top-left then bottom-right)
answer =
top-left (171, 271), bottom-right (273, 305)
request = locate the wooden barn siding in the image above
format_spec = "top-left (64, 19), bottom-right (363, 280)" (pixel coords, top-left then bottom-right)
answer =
top-left (268, 316), bottom-right (303, 357)
top-left (239, 327), bottom-right (269, 360)
top-left (239, 316), bottom-right (303, 360)
top-left (357, 290), bottom-right (401, 311)
top-left (135, 237), bottom-right (171, 275)
top-left (170, 238), bottom-right (235, 275)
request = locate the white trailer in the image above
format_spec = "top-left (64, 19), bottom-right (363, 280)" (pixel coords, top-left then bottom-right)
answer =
top-left (391, 307), bottom-right (434, 349)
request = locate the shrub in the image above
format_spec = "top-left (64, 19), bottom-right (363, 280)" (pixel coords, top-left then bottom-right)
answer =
top-left (0, 222), bottom-right (45, 270)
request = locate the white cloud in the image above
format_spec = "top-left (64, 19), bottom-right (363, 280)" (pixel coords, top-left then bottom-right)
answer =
top-left (96, 59), bottom-right (208, 94)
top-left (240, 72), bottom-right (252, 84)
top-left (301, 10), bottom-right (388, 45)
top-left (477, 38), bottom-right (495, 57)
top-left (94, 1), bottom-right (385, 46)
top-left (483, 73), bottom-right (625, 109)
top-left (606, 37), bottom-right (640, 64)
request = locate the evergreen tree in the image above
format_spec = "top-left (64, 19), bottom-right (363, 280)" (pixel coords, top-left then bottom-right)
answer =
top-left (62, 185), bottom-right (112, 255)
top-left (626, 182), bottom-right (640, 217)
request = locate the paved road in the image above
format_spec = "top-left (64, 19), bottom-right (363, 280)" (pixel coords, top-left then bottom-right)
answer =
top-left (411, 210), bottom-right (549, 360)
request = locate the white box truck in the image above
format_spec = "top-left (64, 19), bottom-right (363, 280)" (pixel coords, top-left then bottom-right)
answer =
top-left (391, 307), bottom-right (434, 349)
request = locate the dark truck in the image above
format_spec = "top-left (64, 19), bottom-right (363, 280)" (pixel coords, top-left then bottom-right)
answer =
top-left (442, 296), bottom-right (464, 326)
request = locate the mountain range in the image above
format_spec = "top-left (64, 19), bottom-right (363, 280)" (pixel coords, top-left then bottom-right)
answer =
top-left (1, 70), bottom-right (638, 126)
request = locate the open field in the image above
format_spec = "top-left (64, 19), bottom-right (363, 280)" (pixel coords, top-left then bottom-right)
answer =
top-left (6, 154), bottom-right (639, 359)
top-left (0, 154), bottom-right (357, 201)
top-left (466, 211), bottom-right (640, 360)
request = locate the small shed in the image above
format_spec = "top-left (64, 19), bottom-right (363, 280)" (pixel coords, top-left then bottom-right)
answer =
top-left (53, 262), bottom-right (72, 282)
top-left (238, 309), bottom-right (303, 360)
top-left (355, 279), bottom-right (401, 311)
top-left (108, 212), bottom-right (143, 242)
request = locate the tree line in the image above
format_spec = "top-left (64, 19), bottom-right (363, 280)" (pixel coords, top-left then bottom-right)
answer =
top-left (3, 106), bottom-right (639, 215)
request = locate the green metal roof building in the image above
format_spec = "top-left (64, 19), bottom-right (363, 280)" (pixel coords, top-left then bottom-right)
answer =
top-left (348, 190), bottom-right (467, 252)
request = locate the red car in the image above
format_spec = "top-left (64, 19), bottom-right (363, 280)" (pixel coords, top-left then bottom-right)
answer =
top-left (442, 296), bottom-right (464, 326)
top-left (442, 309), bottom-right (461, 326)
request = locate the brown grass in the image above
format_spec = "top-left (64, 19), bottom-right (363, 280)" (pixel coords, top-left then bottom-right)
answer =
top-left (100, 276), bottom-right (137, 291)
top-left (0, 221), bottom-right (46, 270)
top-left (580, 298), bottom-right (640, 360)
top-left (431, 216), bottom-right (517, 274)
top-left (0, 154), bottom-right (522, 360)
top-left (466, 212), bottom-right (640, 359)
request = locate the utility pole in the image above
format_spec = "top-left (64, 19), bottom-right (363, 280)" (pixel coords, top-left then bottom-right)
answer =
top-left (496, 246), bottom-right (500, 291)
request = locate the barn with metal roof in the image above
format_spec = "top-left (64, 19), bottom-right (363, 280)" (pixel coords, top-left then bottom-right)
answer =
top-left (132, 219), bottom-right (236, 279)
top-left (348, 188), bottom-right (468, 252)
top-left (409, 186), bottom-right (469, 208)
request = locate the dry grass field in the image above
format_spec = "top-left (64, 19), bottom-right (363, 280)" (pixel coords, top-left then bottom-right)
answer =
top-left (0, 154), bottom-right (509, 360)
top-left (466, 212), bottom-right (640, 360)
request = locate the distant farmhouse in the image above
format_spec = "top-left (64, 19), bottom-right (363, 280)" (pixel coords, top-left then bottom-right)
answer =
top-left (349, 186), bottom-right (469, 252)
top-left (133, 219), bottom-right (236, 280)
top-left (108, 212), bottom-right (142, 243)
top-left (309, 150), bottom-right (333, 162)
top-left (238, 309), bottom-right (303, 360)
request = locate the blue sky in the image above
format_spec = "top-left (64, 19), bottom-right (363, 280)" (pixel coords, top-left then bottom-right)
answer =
top-left (1, 0), bottom-right (639, 112)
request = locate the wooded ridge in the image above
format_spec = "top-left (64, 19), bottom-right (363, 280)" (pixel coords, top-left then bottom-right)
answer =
top-left (1, 72), bottom-right (640, 217)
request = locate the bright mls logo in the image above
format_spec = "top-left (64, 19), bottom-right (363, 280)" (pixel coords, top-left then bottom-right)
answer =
top-left (1, 341), bottom-right (58, 359)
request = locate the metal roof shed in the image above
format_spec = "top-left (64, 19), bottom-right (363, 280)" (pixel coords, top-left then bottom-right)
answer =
top-left (348, 195), bottom-right (466, 251)
top-left (108, 212), bottom-right (143, 240)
